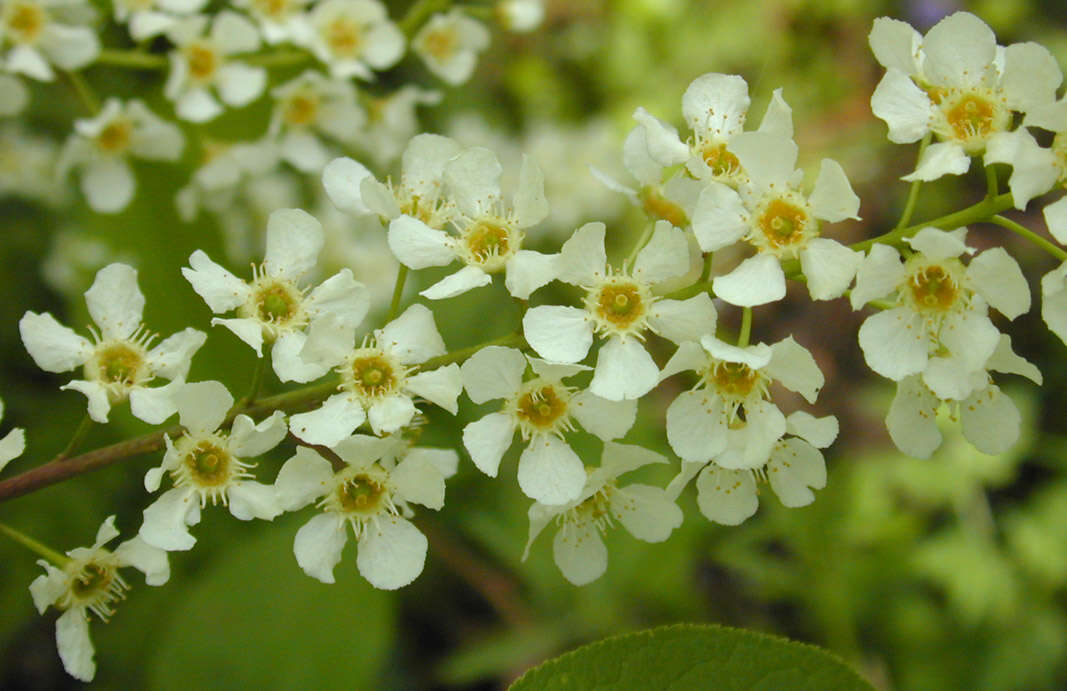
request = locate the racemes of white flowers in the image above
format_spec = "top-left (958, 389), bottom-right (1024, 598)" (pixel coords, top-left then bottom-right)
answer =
top-left (289, 303), bottom-right (462, 445)
top-left (112, 0), bottom-right (206, 41)
top-left (886, 334), bottom-right (1042, 459)
top-left (299, 0), bottom-right (404, 80)
top-left (388, 146), bottom-right (554, 300)
top-left (164, 11), bottom-right (267, 123)
top-left (20, 263), bottom-right (206, 423)
top-left (323, 132), bottom-right (460, 231)
top-left (174, 137), bottom-right (282, 222)
top-left (460, 346), bottom-right (637, 506)
top-left (523, 220), bottom-right (717, 400)
top-left (523, 442), bottom-right (682, 586)
top-left (30, 516), bottom-right (169, 682)
top-left (412, 9), bottom-right (489, 86)
top-left (0, 0), bottom-right (99, 82)
top-left (853, 227), bottom-right (1031, 402)
top-left (58, 98), bottom-right (184, 213)
top-left (0, 396), bottom-right (26, 473)
top-left (632, 72), bottom-right (793, 187)
top-left (274, 434), bottom-right (457, 589)
top-left (869, 11), bottom-right (1061, 182)
top-left (140, 381), bottom-right (287, 551)
top-left (691, 131), bottom-right (862, 306)
top-left (269, 70), bottom-right (365, 173)
top-left (183, 207), bottom-right (370, 383)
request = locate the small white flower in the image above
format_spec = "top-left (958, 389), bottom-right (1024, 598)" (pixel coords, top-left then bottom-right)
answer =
top-left (289, 303), bottom-right (462, 444)
top-left (58, 98), bottom-right (185, 213)
top-left (20, 263), bottom-right (207, 423)
top-left (0, 0), bottom-right (99, 82)
top-left (460, 346), bottom-right (637, 505)
top-left (299, 0), bottom-right (404, 80)
top-left (412, 10), bottom-right (489, 86)
top-left (869, 12), bottom-right (1062, 182)
top-left (269, 70), bottom-right (365, 173)
top-left (691, 131), bottom-right (862, 306)
top-left (231, 0), bottom-right (311, 44)
top-left (140, 381), bottom-right (288, 551)
top-left (0, 396), bottom-right (26, 473)
top-left (112, 0), bottom-right (206, 41)
top-left (182, 207), bottom-right (370, 383)
top-left (164, 12), bottom-right (267, 122)
top-left (523, 220), bottom-right (716, 400)
top-left (29, 515), bottom-right (168, 682)
top-left (853, 227), bottom-right (1030, 401)
top-left (351, 85), bottom-right (441, 167)
top-left (274, 435), bottom-right (451, 589)
top-left (174, 137), bottom-right (282, 222)
top-left (388, 145), bottom-right (553, 300)
top-left (0, 121), bottom-right (64, 203)
top-left (495, 0), bottom-right (543, 33)
top-left (523, 442), bottom-right (682, 586)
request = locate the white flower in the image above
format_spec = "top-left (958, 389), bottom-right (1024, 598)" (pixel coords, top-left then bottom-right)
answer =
top-left (231, 0), bottom-right (311, 44)
top-left (29, 515), bottom-right (168, 682)
top-left (495, 0), bottom-right (542, 33)
top-left (289, 303), bottom-right (462, 444)
top-left (388, 146), bottom-right (554, 300)
top-left (182, 207), bottom-right (370, 383)
top-left (164, 12), bottom-right (267, 122)
top-left (351, 85), bottom-right (441, 167)
top-left (523, 220), bottom-right (717, 400)
top-left (661, 334), bottom-right (826, 470)
top-left (691, 131), bottom-right (862, 306)
top-left (460, 346), bottom-right (637, 505)
top-left (58, 98), bottom-right (184, 213)
top-left (274, 434), bottom-right (452, 589)
top-left (269, 70), bottom-right (365, 173)
top-left (140, 381), bottom-right (287, 551)
top-left (299, 0), bottom-right (404, 80)
top-left (174, 137), bottom-right (281, 221)
top-left (853, 227), bottom-right (1030, 401)
top-left (20, 263), bottom-right (206, 423)
top-left (0, 396), bottom-right (26, 473)
top-left (323, 132), bottom-right (461, 229)
top-left (0, 120), bottom-right (64, 203)
top-left (982, 128), bottom-right (1060, 211)
top-left (886, 334), bottom-right (1041, 458)
top-left (412, 10), bottom-right (489, 86)
top-left (0, 0), bottom-right (99, 81)
top-left (869, 12), bottom-right (1062, 181)
top-left (523, 442), bottom-right (682, 586)
top-left (112, 0), bottom-right (206, 41)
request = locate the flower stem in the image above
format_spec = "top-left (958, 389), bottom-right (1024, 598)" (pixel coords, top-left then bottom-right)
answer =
top-left (243, 50), bottom-right (314, 68)
top-left (54, 414), bottom-right (94, 462)
top-left (388, 265), bottom-right (408, 322)
top-left (895, 132), bottom-right (931, 230)
top-left (851, 192), bottom-right (1015, 254)
top-left (95, 49), bottom-right (168, 70)
top-left (737, 307), bottom-right (752, 348)
top-left (985, 164), bottom-right (999, 199)
top-left (0, 522), bottom-right (69, 566)
top-left (61, 70), bottom-right (99, 114)
top-left (990, 214), bottom-right (1067, 262)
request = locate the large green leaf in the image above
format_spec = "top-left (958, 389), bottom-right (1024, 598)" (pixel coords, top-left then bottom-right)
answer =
top-left (510, 623), bottom-right (873, 691)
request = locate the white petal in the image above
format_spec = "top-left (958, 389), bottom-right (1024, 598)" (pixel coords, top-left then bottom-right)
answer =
top-left (280, 130), bottom-right (329, 173)
top-left (272, 331), bottom-right (330, 383)
top-left (858, 307), bottom-right (928, 380)
top-left (613, 484), bottom-right (682, 543)
top-left (0, 427), bottom-right (26, 471)
top-left (182, 250), bottom-right (249, 313)
top-left (765, 336), bottom-right (823, 403)
top-left (211, 10), bottom-right (261, 52)
top-left (631, 106), bottom-right (689, 167)
top-left (228, 410), bottom-right (287, 457)
top-left (902, 142), bottom-right (970, 182)
top-left (56, 610), bottom-right (95, 682)
top-left (60, 380), bottom-right (112, 423)
top-left (391, 454), bottom-right (446, 510)
top-left (85, 263), bottom-right (144, 340)
top-left (445, 147), bottom-right (502, 218)
top-left (886, 376), bottom-right (942, 459)
top-left (323, 157), bottom-right (376, 215)
top-left (682, 72), bottom-right (749, 138)
top-left (522, 305), bottom-right (593, 363)
top-left (175, 88), bottom-right (223, 122)
top-left (691, 182), bottom-right (748, 252)
top-left (505, 250), bottom-right (557, 299)
top-left (129, 382), bottom-right (180, 424)
top-left (716, 400), bottom-right (786, 470)
top-left (379, 303), bottom-right (446, 365)
top-left (633, 220), bottom-right (689, 285)
top-left (906, 226), bottom-right (970, 261)
top-left (695, 465), bottom-right (758, 525)
top-left (647, 293), bottom-right (717, 345)
top-left (1042, 262), bottom-right (1067, 345)
top-left (40, 24), bottom-right (99, 71)
top-left (785, 411), bottom-right (838, 449)
top-left (960, 384), bottom-right (1021, 455)
top-left (659, 341), bottom-right (707, 381)
top-left (460, 346), bottom-right (525, 404)
top-left (401, 133), bottom-right (461, 200)
top-left (757, 87), bottom-right (793, 138)
top-left (289, 394), bottom-right (365, 446)
top-left (801, 239), bottom-right (862, 301)
top-left (113, 537), bottom-right (170, 586)
top-left (729, 131), bottom-right (797, 188)
top-left (713, 254), bottom-right (786, 307)
top-left (869, 17), bottom-right (922, 74)
top-left (147, 328), bottom-right (207, 380)
top-left (555, 222), bottom-right (607, 286)
top-left (810, 159), bottom-right (860, 222)
top-left (275, 447), bottom-right (335, 511)
top-left (517, 435), bottom-right (585, 505)
top-left (665, 390), bottom-right (727, 463)
top-left (405, 364), bottom-right (462, 413)
top-left (139, 488), bottom-right (198, 551)
top-left (851, 244), bottom-right (905, 310)
top-left (228, 481), bottom-right (282, 521)
top-left (387, 215), bottom-right (455, 269)
top-left (174, 380), bottom-right (232, 435)
top-left (306, 269), bottom-right (370, 328)
top-left (870, 69), bottom-right (932, 143)
top-left (81, 158), bottom-right (135, 213)
top-left (922, 12), bottom-right (996, 89)
top-left (570, 390), bottom-right (636, 441)
top-left (19, 312), bottom-right (93, 372)
top-left (367, 394), bottom-right (417, 434)
top-left (967, 247), bottom-right (1030, 320)
top-left (264, 208), bottom-right (323, 280)
top-left (767, 438), bottom-right (826, 508)
top-left (212, 317), bottom-right (264, 356)
top-left (357, 516), bottom-right (427, 590)
top-left (294, 513), bottom-right (347, 584)
top-left (513, 155), bottom-right (549, 227)
top-left (985, 334), bottom-right (1042, 384)
top-left (589, 337), bottom-right (659, 401)
top-left (462, 413), bottom-right (515, 477)
top-left (552, 522), bottom-right (607, 586)
top-left (420, 266), bottom-right (492, 299)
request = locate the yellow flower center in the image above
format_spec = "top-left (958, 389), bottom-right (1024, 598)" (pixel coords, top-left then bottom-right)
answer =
top-left (325, 18), bottom-right (363, 57)
top-left (700, 141), bottom-right (741, 179)
top-left (516, 385), bottom-right (568, 430)
top-left (253, 0), bottom-right (290, 19)
top-left (709, 361), bottom-right (759, 399)
top-left (757, 198), bottom-right (810, 250)
top-left (343, 349), bottom-right (401, 400)
top-left (639, 187), bottom-right (688, 227)
top-left (337, 472), bottom-right (386, 514)
top-left (282, 92), bottom-right (320, 127)
top-left (87, 341), bottom-right (149, 396)
top-left (908, 264), bottom-right (960, 313)
top-left (461, 220), bottom-right (515, 271)
top-left (96, 118), bottom-right (133, 154)
top-left (420, 27), bottom-right (456, 61)
top-left (186, 41), bottom-right (220, 83)
top-left (61, 558), bottom-right (129, 621)
top-left (594, 282), bottom-right (644, 330)
top-left (184, 441), bottom-right (232, 487)
top-left (4, 1), bottom-right (46, 44)
top-left (252, 281), bottom-right (302, 325)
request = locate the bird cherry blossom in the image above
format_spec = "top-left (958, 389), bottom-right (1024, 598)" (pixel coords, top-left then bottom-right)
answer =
top-left (0, 0), bottom-right (99, 82)
top-left (412, 9), bottom-right (490, 86)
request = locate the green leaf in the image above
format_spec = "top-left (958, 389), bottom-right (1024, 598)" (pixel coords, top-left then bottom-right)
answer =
top-left (509, 623), bottom-right (873, 691)
top-left (146, 517), bottom-right (395, 691)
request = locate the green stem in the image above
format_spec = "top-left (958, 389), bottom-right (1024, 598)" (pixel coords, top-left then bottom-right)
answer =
top-left (625, 222), bottom-right (656, 269)
top-left (990, 215), bottom-right (1067, 261)
top-left (0, 522), bottom-right (69, 566)
top-left (985, 165), bottom-right (999, 199)
top-left (737, 307), bottom-right (752, 348)
top-left (240, 356), bottom-right (269, 409)
top-left (851, 192), bottom-right (1015, 254)
top-left (388, 265), bottom-right (408, 322)
top-left (62, 70), bottom-right (99, 114)
top-left (95, 49), bottom-right (168, 70)
top-left (895, 132), bottom-right (931, 230)
top-left (243, 50), bottom-right (314, 68)
top-left (55, 414), bottom-right (94, 462)
top-left (399, 0), bottom-right (452, 37)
